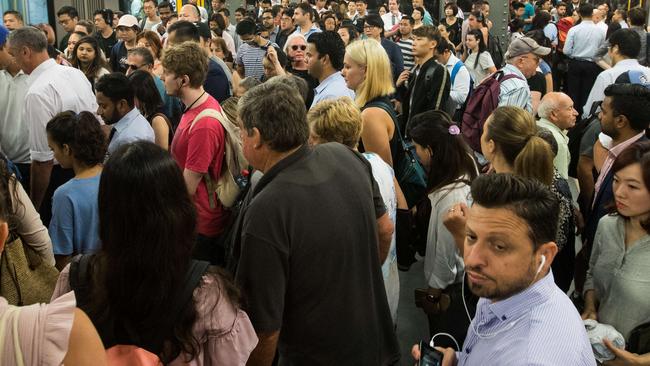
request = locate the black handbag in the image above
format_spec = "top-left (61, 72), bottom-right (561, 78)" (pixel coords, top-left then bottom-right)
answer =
top-left (364, 100), bottom-right (427, 208)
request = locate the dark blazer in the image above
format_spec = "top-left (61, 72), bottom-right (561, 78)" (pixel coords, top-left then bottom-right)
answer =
top-left (576, 134), bottom-right (648, 292)
top-left (399, 57), bottom-right (451, 135)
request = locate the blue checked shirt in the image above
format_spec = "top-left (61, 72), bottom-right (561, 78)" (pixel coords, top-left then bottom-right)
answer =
top-left (457, 271), bottom-right (597, 366)
top-left (498, 64), bottom-right (532, 112)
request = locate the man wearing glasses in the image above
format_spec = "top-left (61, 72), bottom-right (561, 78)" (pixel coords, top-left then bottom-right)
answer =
top-left (56, 6), bottom-right (79, 52)
top-left (236, 18), bottom-right (283, 81)
top-left (499, 37), bottom-right (550, 113)
top-left (261, 8), bottom-right (280, 43)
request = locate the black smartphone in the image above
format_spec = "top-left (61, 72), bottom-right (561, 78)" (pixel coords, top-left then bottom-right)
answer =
top-left (419, 340), bottom-right (444, 366)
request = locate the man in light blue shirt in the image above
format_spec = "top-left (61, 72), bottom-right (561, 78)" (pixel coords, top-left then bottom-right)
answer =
top-left (293, 3), bottom-right (322, 39)
top-left (94, 73), bottom-right (154, 160)
top-left (306, 31), bottom-right (355, 108)
top-left (563, 3), bottom-right (606, 116)
top-left (414, 174), bottom-right (596, 366)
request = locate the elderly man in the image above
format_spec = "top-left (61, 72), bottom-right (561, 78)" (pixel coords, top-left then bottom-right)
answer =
top-left (498, 36), bottom-right (551, 112)
top-left (232, 82), bottom-right (400, 366)
top-left (6, 26), bottom-right (97, 226)
top-left (537, 92), bottom-right (578, 179)
top-left (415, 174), bottom-right (596, 366)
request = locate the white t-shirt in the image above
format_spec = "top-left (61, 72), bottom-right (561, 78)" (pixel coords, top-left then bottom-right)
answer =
top-left (465, 51), bottom-right (495, 84)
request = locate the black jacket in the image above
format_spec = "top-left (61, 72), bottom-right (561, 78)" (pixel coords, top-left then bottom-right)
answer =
top-left (399, 57), bottom-right (451, 135)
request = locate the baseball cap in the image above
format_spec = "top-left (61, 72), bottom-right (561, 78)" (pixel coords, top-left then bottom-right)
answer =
top-left (364, 14), bottom-right (384, 29)
top-left (615, 70), bottom-right (650, 88)
top-left (0, 25), bottom-right (9, 46)
top-left (505, 36), bottom-right (551, 59)
top-left (117, 14), bottom-right (139, 29)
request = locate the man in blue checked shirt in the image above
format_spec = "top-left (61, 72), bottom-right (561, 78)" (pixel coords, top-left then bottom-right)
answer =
top-left (413, 174), bottom-right (596, 366)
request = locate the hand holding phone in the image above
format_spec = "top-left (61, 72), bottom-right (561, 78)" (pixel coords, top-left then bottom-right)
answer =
top-left (418, 341), bottom-right (444, 366)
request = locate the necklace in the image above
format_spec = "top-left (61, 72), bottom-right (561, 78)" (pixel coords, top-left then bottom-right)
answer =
top-left (183, 91), bottom-right (206, 113)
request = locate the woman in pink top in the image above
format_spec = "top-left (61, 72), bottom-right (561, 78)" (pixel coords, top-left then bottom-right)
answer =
top-left (0, 163), bottom-right (106, 366)
top-left (50, 141), bottom-right (258, 365)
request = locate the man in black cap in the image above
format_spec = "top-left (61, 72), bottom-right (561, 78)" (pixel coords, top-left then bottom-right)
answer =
top-left (363, 13), bottom-right (404, 83)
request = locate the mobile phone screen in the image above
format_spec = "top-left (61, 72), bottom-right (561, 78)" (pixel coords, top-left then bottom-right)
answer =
top-left (419, 341), bottom-right (443, 366)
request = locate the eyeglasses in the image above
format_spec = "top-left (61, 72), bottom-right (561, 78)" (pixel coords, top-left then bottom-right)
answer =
top-left (291, 45), bottom-right (307, 51)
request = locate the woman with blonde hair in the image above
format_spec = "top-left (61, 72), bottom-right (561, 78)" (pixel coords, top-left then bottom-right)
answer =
top-left (307, 97), bottom-right (400, 325)
top-left (342, 39), bottom-right (397, 167)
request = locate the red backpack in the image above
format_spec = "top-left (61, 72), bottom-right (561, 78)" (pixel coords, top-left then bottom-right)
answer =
top-left (461, 70), bottom-right (523, 153)
top-left (556, 17), bottom-right (575, 53)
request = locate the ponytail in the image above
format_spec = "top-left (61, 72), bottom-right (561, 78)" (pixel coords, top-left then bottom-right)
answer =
top-left (514, 135), bottom-right (554, 186)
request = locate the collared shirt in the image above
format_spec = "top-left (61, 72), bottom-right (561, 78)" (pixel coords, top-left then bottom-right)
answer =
top-left (596, 21), bottom-right (608, 36)
top-left (294, 24), bottom-right (322, 39)
top-left (594, 131), bottom-right (645, 198)
top-left (106, 108), bottom-right (155, 159)
top-left (0, 70), bottom-right (30, 163)
top-left (311, 71), bottom-right (355, 108)
top-left (583, 59), bottom-right (650, 118)
top-left (381, 12), bottom-right (402, 31)
top-left (225, 24), bottom-right (242, 52)
top-left (537, 118), bottom-right (570, 179)
top-left (444, 54), bottom-right (471, 111)
top-left (24, 59), bottom-right (99, 162)
top-left (458, 272), bottom-right (596, 366)
top-left (269, 25), bottom-right (280, 43)
top-left (563, 20), bottom-right (606, 62)
top-left (498, 63), bottom-right (532, 112)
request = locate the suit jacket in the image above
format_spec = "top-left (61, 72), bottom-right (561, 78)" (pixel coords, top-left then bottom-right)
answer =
top-left (400, 57), bottom-right (451, 135)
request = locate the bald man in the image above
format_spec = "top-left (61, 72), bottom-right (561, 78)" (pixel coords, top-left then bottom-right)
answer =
top-left (537, 92), bottom-right (578, 179)
top-left (179, 4), bottom-right (201, 23)
top-left (186, 0), bottom-right (208, 22)
top-left (593, 9), bottom-right (608, 36)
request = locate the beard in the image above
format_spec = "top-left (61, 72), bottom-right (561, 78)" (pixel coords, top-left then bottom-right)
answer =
top-left (466, 260), bottom-right (536, 301)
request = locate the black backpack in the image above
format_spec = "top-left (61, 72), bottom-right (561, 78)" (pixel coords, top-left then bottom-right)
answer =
top-left (69, 255), bottom-right (210, 356)
top-left (487, 33), bottom-right (504, 68)
top-left (567, 102), bottom-right (601, 179)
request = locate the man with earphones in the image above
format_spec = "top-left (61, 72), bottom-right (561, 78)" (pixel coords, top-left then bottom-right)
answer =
top-left (414, 173), bottom-right (596, 365)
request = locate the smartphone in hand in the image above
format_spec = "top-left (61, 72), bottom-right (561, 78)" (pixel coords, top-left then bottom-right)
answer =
top-left (418, 340), bottom-right (444, 366)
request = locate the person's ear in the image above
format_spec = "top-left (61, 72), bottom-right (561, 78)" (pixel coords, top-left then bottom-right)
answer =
top-left (535, 241), bottom-right (558, 272)
top-left (251, 127), bottom-right (263, 148)
top-left (485, 138), bottom-right (496, 155)
top-left (63, 143), bottom-right (73, 157)
top-left (0, 222), bottom-right (8, 254)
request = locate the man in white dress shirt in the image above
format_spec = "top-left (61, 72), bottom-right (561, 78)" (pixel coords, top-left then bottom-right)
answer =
top-left (436, 38), bottom-right (471, 118)
top-left (381, 0), bottom-right (402, 38)
top-left (7, 26), bottom-right (99, 227)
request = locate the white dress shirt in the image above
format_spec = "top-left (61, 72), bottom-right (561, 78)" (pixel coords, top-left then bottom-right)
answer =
top-left (563, 20), bottom-right (606, 61)
top-left (24, 59), bottom-right (99, 162)
top-left (444, 54), bottom-right (471, 112)
top-left (0, 70), bottom-right (30, 163)
top-left (381, 12), bottom-right (402, 31)
top-left (582, 59), bottom-right (650, 118)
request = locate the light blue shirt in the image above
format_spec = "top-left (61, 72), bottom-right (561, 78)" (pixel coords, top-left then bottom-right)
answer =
top-left (457, 271), bottom-right (596, 366)
top-left (310, 72), bottom-right (355, 109)
top-left (563, 20), bottom-right (606, 61)
top-left (50, 174), bottom-right (101, 255)
top-left (499, 63), bottom-right (532, 112)
top-left (294, 25), bottom-right (322, 39)
top-left (107, 108), bottom-right (155, 159)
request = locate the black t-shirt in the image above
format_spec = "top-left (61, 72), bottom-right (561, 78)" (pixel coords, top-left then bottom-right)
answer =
top-left (95, 31), bottom-right (118, 61)
top-left (110, 41), bottom-right (129, 74)
top-left (287, 67), bottom-right (318, 108)
top-left (235, 143), bottom-right (400, 365)
top-left (527, 71), bottom-right (547, 95)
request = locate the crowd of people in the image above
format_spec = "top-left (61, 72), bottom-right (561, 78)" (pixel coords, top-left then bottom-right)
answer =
top-left (1, 0), bottom-right (650, 364)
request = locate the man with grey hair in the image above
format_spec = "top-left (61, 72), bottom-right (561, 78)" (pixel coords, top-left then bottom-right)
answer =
top-left (537, 92), bottom-right (578, 179)
top-left (232, 82), bottom-right (400, 365)
top-left (178, 3), bottom-right (201, 22)
top-left (7, 26), bottom-right (98, 227)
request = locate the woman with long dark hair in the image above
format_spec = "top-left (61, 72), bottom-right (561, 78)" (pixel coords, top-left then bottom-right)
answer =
top-left (50, 141), bottom-right (257, 364)
top-left (463, 28), bottom-right (496, 84)
top-left (409, 110), bottom-right (478, 348)
top-left (128, 70), bottom-right (173, 150)
top-left (70, 36), bottom-right (110, 90)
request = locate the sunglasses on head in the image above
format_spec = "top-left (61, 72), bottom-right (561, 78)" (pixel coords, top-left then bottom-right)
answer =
top-left (291, 45), bottom-right (307, 51)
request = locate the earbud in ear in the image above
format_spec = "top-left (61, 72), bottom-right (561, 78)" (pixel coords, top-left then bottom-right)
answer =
top-left (535, 255), bottom-right (546, 276)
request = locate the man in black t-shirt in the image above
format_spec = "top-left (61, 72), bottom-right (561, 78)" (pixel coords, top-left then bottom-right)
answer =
top-left (232, 82), bottom-right (400, 365)
top-left (110, 14), bottom-right (139, 73)
top-left (93, 9), bottom-right (118, 60)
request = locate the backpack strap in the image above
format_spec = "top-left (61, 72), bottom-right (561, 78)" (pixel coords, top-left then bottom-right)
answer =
top-left (423, 63), bottom-right (449, 110)
top-left (450, 60), bottom-right (464, 85)
top-left (188, 108), bottom-right (230, 210)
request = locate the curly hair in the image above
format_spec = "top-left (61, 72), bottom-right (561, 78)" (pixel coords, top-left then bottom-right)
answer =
top-left (45, 111), bottom-right (107, 167)
top-left (161, 42), bottom-right (208, 88)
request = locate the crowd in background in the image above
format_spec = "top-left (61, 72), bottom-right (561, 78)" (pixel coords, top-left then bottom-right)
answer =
top-left (1, 0), bottom-right (650, 364)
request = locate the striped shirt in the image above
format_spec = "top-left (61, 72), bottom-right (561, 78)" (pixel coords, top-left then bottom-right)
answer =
top-left (236, 41), bottom-right (278, 81)
top-left (457, 271), bottom-right (596, 366)
top-left (498, 63), bottom-right (532, 112)
top-left (396, 38), bottom-right (415, 70)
